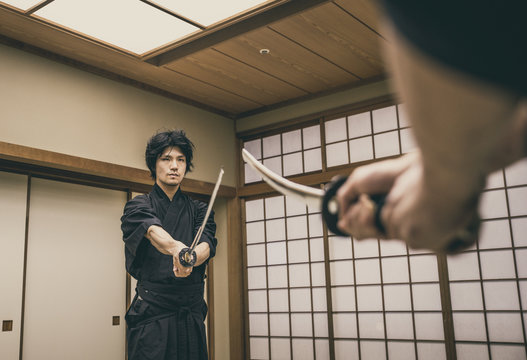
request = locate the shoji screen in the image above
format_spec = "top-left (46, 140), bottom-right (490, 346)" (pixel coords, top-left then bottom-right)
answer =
top-left (447, 159), bottom-right (527, 359)
top-left (23, 178), bottom-right (127, 360)
top-left (0, 171), bottom-right (28, 360)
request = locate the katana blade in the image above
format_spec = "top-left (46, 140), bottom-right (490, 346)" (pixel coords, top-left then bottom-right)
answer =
top-left (242, 148), bottom-right (324, 209)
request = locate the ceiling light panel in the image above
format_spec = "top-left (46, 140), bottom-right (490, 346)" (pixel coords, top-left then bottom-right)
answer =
top-left (33, 0), bottom-right (200, 55)
top-left (0, 0), bottom-right (43, 11)
top-left (152, 0), bottom-right (270, 27)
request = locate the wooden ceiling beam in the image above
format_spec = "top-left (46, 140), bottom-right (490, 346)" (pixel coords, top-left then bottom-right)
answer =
top-left (145, 0), bottom-right (332, 66)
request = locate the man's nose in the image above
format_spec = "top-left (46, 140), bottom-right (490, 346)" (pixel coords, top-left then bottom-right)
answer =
top-left (170, 159), bottom-right (178, 169)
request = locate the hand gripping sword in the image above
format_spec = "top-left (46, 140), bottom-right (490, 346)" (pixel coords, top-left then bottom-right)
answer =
top-left (179, 167), bottom-right (224, 267)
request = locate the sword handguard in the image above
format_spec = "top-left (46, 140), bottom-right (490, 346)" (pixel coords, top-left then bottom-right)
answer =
top-left (179, 247), bottom-right (197, 267)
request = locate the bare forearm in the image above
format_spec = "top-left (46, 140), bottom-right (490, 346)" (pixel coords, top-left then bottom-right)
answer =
top-left (146, 225), bottom-right (185, 255)
top-left (194, 242), bottom-right (210, 266)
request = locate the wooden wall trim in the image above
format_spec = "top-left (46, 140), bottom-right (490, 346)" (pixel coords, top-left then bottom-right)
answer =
top-left (0, 141), bottom-right (236, 197)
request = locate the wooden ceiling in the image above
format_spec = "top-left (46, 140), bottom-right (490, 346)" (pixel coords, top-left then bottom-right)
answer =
top-left (0, 0), bottom-right (387, 119)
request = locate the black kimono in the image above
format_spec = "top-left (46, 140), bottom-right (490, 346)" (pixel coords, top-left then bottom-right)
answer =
top-left (121, 183), bottom-right (217, 360)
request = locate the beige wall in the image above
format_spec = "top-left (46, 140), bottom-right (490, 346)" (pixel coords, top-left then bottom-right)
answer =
top-left (235, 79), bottom-right (394, 133)
top-left (0, 43), bottom-right (236, 187)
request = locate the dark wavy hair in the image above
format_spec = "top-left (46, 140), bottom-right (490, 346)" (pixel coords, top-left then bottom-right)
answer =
top-left (145, 129), bottom-right (195, 179)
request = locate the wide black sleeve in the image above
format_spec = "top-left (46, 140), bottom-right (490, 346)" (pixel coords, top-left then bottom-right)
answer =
top-left (194, 200), bottom-right (218, 259)
top-left (121, 194), bottom-right (163, 257)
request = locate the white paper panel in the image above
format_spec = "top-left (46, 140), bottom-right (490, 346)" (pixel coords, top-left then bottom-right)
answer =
top-left (412, 283), bottom-right (442, 311)
top-left (291, 313), bottom-right (313, 336)
top-left (268, 265), bottom-right (288, 288)
top-left (508, 187), bottom-right (527, 216)
top-left (374, 131), bottom-right (400, 158)
top-left (244, 139), bottom-right (261, 159)
top-left (485, 169), bottom-right (504, 189)
top-left (263, 134), bottom-right (281, 158)
top-left (385, 313), bottom-right (414, 339)
top-left (388, 341), bottom-right (416, 360)
top-left (452, 313), bottom-right (487, 341)
top-left (267, 242), bottom-right (287, 265)
top-left (249, 314), bottom-right (268, 336)
top-left (0, 0), bottom-right (42, 10)
top-left (268, 289), bottom-right (289, 312)
top-left (265, 196), bottom-right (284, 218)
top-left (380, 240), bottom-right (407, 256)
top-left (410, 255), bottom-right (439, 281)
top-left (247, 244), bottom-right (266, 266)
top-left (282, 129), bottom-right (302, 153)
top-left (289, 264), bottom-right (310, 287)
top-left (361, 340), bottom-right (386, 359)
top-left (290, 288), bottom-right (311, 311)
top-left (292, 338), bottom-right (314, 360)
top-left (308, 215), bottom-right (323, 237)
top-left (348, 112), bottom-right (371, 137)
top-left (270, 338), bottom-right (290, 360)
top-left (449, 282), bottom-right (483, 310)
top-left (250, 337), bottom-right (268, 359)
top-left (286, 196), bottom-right (307, 216)
top-left (519, 281), bottom-right (527, 309)
top-left (315, 339), bottom-right (330, 360)
top-left (480, 250), bottom-right (516, 279)
top-left (287, 215), bottom-right (308, 239)
top-left (483, 281), bottom-right (520, 310)
top-left (383, 284), bottom-right (412, 311)
top-left (382, 256), bottom-right (409, 283)
top-left (247, 267), bottom-right (267, 289)
top-left (349, 137), bottom-right (374, 163)
top-left (313, 313), bottom-right (329, 337)
top-left (353, 237), bottom-right (379, 258)
top-left (246, 221), bottom-right (265, 244)
top-left (512, 218), bottom-right (527, 246)
top-left (356, 286), bottom-right (383, 311)
top-left (456, 344), bottom-right (489, 360)
top-left (328, 236), bottom-right (353, 259)
top-left (517, 249), bottom-right (527, 277)
top-left (414, 313), bottom-right (444, 340)
top-left (330, 260), bottom-right (354, 285)
top-left (479, 189), bottom-right (508, 219)
top-left (355, 258), bottom-right (381, 284)
top-left (447, 252), bottom-right (479, 280)
top-left (266, 219), bottom-right (286, 242)
top-left (310, 262), bottom-right (326, 286)
top-left (303, 125), bottom-right (321, 149)
top-left (263, 156), bottom-right (282, 176)
top-left (358, 313), bottom-right (385, 338)
top-left (505, 158), bottom-right (527, 186)
top-left (490, 345), bottom-right (527, 360)
top-left (269, 313), bottom-right (289, 336)
top-left (245, 163), bottom-right (262, 183)
top-left (372, 106), bottom-right (398, 133)
top-left (326, 141), bottom-right (349, 167)
top-left (325, 117), bottom-right (347, 143)
top-left (304, 148), bottom-right (322, 172)
top-left (312, 287), bottom-right (328, 311)
top-left (400, 128), bottom-right (417, 153)
top-left (416, 342), bottom-right (446, 360)
top-left (478, 219), bottom-right (512, 249)
top-left (288, 239), bottom-right (309, 263)
top-left (487, 313), bottom-right (524, 342)
top-left (333, 313), bottom-right (357, 338)
top-left (334, 340), bottom-right (358, 360)
top-left (331, 286), bottom-right (355, 311)
top-left (397, 104), bottom-right (409, 127)
top-left (248, 290), bottom-right (268, 312)
top-left (310, 238), bottom-right (325, 261)
top-left (245, 199), bottom-right (264, 221)
top-left (283, 152), bottom-right (303, 176)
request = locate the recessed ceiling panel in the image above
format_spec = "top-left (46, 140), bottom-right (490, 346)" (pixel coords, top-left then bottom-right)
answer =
top-left (33, 0), bottom-right (200, 54)
top-left (153, 0), bottom-right (270, 27)
top-left (0, 0), bottom-right (42, 11)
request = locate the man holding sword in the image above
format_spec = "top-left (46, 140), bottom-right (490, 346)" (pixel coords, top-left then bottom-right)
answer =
top-left (121, 129), bottom-right (220, 360)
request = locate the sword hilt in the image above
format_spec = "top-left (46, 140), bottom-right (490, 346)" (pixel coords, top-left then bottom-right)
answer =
top-left (179, 247), bottom-right (197, 267)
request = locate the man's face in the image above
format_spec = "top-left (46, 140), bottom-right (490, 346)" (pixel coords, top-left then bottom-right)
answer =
top-left (155, 146), bottom-right (187, 189)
